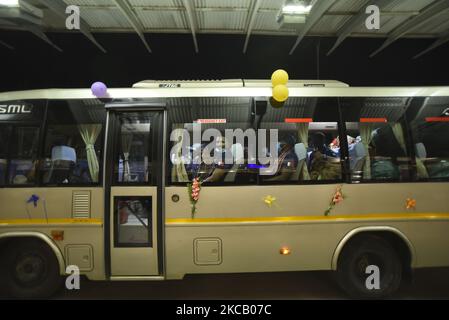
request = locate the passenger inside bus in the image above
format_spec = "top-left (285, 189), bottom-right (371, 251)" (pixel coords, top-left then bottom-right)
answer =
top-left (264, 133), bottom-right (298, 182)
top-left (307, 132), bottom-right (341, 181)
top-left (202, 135), bottom-right (234, 183)
top-left (345, 122), bottom-right (410, 181)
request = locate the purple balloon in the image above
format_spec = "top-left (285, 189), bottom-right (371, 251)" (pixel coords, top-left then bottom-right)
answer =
top-left (91, 82), bottom-right (107, 97)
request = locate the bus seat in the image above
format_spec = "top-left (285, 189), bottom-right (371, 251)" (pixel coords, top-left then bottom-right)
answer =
top-left (52, 145), bottom-right (76, 162)
top-left (349, 141), bottom-right (366, 180)
top-left (47, 146), bottom-right (77, 183)
top-left (290, 143), bottom-right (307, 181)
top-left (350, 141), bottom-right (366, 171)
top-left (9, 159), bottom-right (33, 184)
top-left (224, 143), bottom-right (244, 182)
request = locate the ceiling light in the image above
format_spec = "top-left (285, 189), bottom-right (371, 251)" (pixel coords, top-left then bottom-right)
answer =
top-left (282, 4), bottom-right (312, 15)
top-left (0, 0), bottom-right (19, 7)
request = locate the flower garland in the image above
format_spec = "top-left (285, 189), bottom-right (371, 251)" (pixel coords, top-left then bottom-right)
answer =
top-left (188, 177), bottom-right (202, 218)
top-left (324, 185), bottom-right (345, 216)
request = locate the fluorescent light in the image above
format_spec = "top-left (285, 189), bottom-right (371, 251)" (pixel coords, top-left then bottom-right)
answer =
top-left (282, 4), bottom-right (312, 14)
top-left (0, 0), bottom-right (19, 7)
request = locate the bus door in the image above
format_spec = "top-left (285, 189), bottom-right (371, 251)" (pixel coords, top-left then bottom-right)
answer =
top-left (106, 107), bottom-right (165, 277)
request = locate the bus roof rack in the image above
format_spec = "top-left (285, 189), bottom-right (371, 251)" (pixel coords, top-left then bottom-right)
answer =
top-left (132, 79), bottom-right (244, 88)
top-left (244, 79), bottom-right (349, 88)
top-left (132, 79), bottom-right (350, 88)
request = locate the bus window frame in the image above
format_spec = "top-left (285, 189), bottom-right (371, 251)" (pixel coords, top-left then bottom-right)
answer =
top-left (166, 96), bottom-right (348, 187)
top-left (40, 99), bottom-right (106, 188)
top-left (338, 96), bottom-right (449, 185)
top-left (0, 99), bottom-right (47, 188)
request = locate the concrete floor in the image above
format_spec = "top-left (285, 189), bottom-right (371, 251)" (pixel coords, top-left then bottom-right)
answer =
top-left (55, 268), bottom-right (449, 300)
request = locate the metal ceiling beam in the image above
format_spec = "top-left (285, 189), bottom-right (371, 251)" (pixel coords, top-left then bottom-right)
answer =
top-left (182, 0), bottom-right (199, 53)
top-left (113, 0), bottom-right (151, 53)
top-left (413, 28), bottom-right (449, 58)
top-left (19, 0), bottom-right (43, 19)
top-left (0, 8), bottom-right (62, 52)
top-left (370, 0), bottom-right (449, 57)
top-left (36, 0), bottom-right (106, 53)
top-left (243, 0), bottom-right (262, 54)
top-left (0, 6), bottom-right (41, 25)
top-left (26, 23), bottom-right (63, 52)
top-left (0, 40), bottom-right (14, 50)
top-left (289, 0), bottom-right (338, 55)
top-left (326, 0), bottom-right (391, 56)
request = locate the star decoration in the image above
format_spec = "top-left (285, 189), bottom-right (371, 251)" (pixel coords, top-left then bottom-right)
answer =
top-left (263, 195), bottom-right (276, 208)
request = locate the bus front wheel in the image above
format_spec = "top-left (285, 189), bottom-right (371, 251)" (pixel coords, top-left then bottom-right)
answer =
top-left (0, 239), bottom-right (63, 299)
top-left (336, 234), bottom-right (402, 299)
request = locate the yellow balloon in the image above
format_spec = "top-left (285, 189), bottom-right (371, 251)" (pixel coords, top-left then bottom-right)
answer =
top-left (273, 84), bottom-right (289, 102)
top-left (271, 69), bottom-right (289, 87)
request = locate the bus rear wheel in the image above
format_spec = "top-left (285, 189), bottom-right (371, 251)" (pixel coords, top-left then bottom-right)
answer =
top-left (336, 234), bottom-right (402, 299)
top-left (0, 240), bottom-right (63, 299)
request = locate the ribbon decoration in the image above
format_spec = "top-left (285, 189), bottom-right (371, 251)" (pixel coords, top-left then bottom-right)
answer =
top-left (27, 194), bottom-right (40, 208)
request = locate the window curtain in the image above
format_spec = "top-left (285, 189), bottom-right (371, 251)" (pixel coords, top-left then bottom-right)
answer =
top-left (297, 123), bottom-right (310, 180)
top-left (171, 125), bottom-right (189, 182)
top-left (121, 132), bottom-right (133, 182)
top-left (359, 123), bottom-right (374, 180)
top-left (415, 153), bottom-right (429, 179)
top-left (78, 124), bottom-right (102, 182)
top-left (391, 123), bottom-right (428, 179)
top-left (390, 123), bottom-right (407, 154)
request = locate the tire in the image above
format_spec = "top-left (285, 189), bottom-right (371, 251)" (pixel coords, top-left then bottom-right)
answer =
top-left (0, 240), bottom-right (63, 299)
top-left (336, 234), bottom-right (402, 299)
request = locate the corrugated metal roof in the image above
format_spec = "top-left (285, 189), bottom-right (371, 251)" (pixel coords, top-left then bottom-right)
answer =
top-left (62, 0), bottom-right (115, 6)
top-left (197, 10), bottom-right (248, 31)
top-left (253, 11), bottom-right (280, 31)
top-left (329, 0), bottom-right (367, 12)
top-left (129, 0), bottom-right (183, 7)
top-left (310, 15), bottom-right (351, 34)
top-left (195, 0), bottom-right (251, 9)
top-left (384, 0), bottom-right (435, 11)
top-left (136, 9), bottom-right (188, 30)
top-left (2, 0), bottom-right (448, 55)
top-left (418, 9), bottom-right (449, 34)
top-left (353, 15), bottom-right (411, 35)
top-left (79, 7), bottom-right (132, 29)
top-left (259, 0), bottom-right (283, 10)
top-left (23, 0), bottom-right (448, 37)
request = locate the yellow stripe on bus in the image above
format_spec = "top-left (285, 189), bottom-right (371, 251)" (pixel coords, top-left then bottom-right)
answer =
top-left (166, 213), bottom-right (449, 224)
top-left (0, 218), bottom-right (103, 226)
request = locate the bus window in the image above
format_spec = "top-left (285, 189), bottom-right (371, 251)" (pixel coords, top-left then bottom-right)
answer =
top-left (114, 196), bottom-right (152, 247)
top-left (0, 125), bottom-right (11, 185)
top-left (168, 97), bottom-right (256, 185)
top-left (42, 100), bottom-right (105, 185)
top-left (8, 126), bottom-right (40, 185)
top-left (259, 97), bottom-right (343, 183)
top-left (114, 112), bottom-right (154, 184)
top-left (341, 97), bottom-right (413, 182)
top-left (407, 97), bottom-right (449, 180)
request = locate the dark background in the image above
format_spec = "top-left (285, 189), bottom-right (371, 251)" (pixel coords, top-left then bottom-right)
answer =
top-left (1, 30), bottom-right (449, 91)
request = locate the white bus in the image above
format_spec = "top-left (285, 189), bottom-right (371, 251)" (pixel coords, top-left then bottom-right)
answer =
top-left (1, 79), bottom-right (449, 298)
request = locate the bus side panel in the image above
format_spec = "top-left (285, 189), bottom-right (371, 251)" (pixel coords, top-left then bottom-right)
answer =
top-left (164, 184), bottom-right (449, 279)
top-left (0, 187), bottom-right (106, 280)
